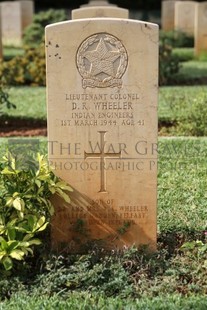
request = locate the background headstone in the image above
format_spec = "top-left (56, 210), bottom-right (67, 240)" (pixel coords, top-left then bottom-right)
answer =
top-left (81, 0), bottom-right (117, 7)
top-left (174, 1), bottom-right (197, 36)
top-left (46, 17), bottom-right (158, 252)
top-left (1, 1), bottom-right (22, 46)
top-left (72, 5), bottom-right (129, 19)
top-left (73, 0), bottom-right (128, 19)
top-left (20, 0), bottom-right (34, 30)
top-left (1, 0), bottom-right (34, 46)
top-left (0, 6), bottom-right (2, 59)
top-left (161, 0), bottom-right (177, 31)
top-left (194, 2), bottom-right (207, 56)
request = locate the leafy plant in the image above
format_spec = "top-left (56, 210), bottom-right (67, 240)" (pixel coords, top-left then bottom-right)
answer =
top-left (0, 44), bottom-right (46, 86)
top-left (159, 37), bottom-right (181, 85)
top-left (172, 48), bottom-right (194, 62)
top-left (23, 9), bottom-right (67, 48)
top-left (180, 239), bottom-right (207, 259)
top-left (160, 30), bottom-right (194, 48)
top-left (0, 80), bottom-right (16, 114)
top-left (0, 153), bottom-right (72, 271)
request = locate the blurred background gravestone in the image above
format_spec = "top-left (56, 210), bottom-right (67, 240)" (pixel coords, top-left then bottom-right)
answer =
top-left (0, 5), bottom-right (2, 59)
top-left (174, 1), bottom-right (197, 36)
top-left (81, 0), bottom-right (116, 6)
top-left (0, 0), bottom-right (34, 46)
top-left (21, 0), bottom-right (34, 29)
top-left (194, 2), bottom-right (207, 56)
top-left (161, 0), bottom-right (177, 31)
top-left (73, 0), bottom-right (129, 19)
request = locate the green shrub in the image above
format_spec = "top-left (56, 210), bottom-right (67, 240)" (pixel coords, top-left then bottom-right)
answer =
top-left (1, 9), bottom-right (66, 86)
top-left (0, 81), bottom-right (16, 114)
top-left (3, 47), bottom-right (25, 61)
top-left (0, 152), bottom-right (72, 271)
top-left (179, 97), bottom-right (207, 136)
top-left (160, 30), bottom-right (194, 48)
top-left (23, 9), bottom-right (67, 48)
top-left (0, 44), bottom-right (46, 86)
top-left (196, 51), bottom-right (207, 62)
top-left (172, 48), bottom-right (194, 62)
top-left (159, 38), bottom-right (181, 85)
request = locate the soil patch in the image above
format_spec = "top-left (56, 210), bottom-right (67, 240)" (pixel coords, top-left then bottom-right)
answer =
top-left (0, 117), bottom-right (47, 137)
top-left (0, 117), bottom-right (177, 137)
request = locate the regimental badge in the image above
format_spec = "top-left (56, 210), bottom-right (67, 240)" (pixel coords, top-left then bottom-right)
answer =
top-left (76, 33), bottom-right (128, 89)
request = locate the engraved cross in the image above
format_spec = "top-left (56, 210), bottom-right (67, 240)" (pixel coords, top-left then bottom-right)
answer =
top-left (84, 131), bottom-right (121, 193)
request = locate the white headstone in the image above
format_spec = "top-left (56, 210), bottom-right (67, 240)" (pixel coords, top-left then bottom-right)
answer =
top-left (46, 17), bottom-right (158, 252)
top-left (1, 1), bottom-right (22, 46)
top-left (0, 0), bottom-right (34, 46)
top-left (20, 0), bottom-right (34, 30)
top-left (194, 2), bottom-right (207, 56)
top-left (161, 0), bottom-right (176, 31)
top-left (175, 1), bottom-right (197, 36)
top-left (72, 6), bottom-right (129, 19)
top-left (73, 0), bottom-right (128, 19)
top-left (81, 0), bottom-right (116, 7)
top-left (0, 6), bottom-right (2, 59)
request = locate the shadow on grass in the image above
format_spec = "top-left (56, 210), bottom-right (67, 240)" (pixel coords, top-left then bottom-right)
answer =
top-left (0, 114), bottom-right (47, 137)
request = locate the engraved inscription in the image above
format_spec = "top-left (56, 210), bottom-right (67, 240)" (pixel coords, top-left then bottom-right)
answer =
top-left (57, 201), bottom-right (149, 227)
top-left (84, 131), bottom-right (121, 193)
top-left (63, 92), bottom-right (143, 127)
top-left (76, 33), bottom-right (128, 88)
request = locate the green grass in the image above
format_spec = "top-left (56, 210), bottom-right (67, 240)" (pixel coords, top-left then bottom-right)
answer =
top-left (159, 86), bottom-right (207, 136)
top-left (1, 86), bottom-right (46, 120)
top-left (3, 46), bottom-right (24, 61)
top-left (172, 48), bottom-right (194, 62)
top-left (158, 137), bottom-right (207, 234)
top-left (180, 60), bottom-right (207, 79)
top-left (1, 85), bottom-right (207, 136)
top-left (1, 293), bottom-right (207, 309)
top-left (168, 48), bottom-right (207, 84)
top-left (196, 52), bottom-right (207, 61)
top-left (174, 61), bottom-right (207, 83)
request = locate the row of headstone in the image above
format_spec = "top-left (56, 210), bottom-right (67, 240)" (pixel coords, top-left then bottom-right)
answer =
top-left (46, 1), bottom-right (158, 252)
top-left (195, 2), bottom-right (207, 56)
top-left (0, 6), bottom-right (2, 59)
top-left (161, 1), bottom-right (207, 56)
top-left (72, 0), bottom-right (129, 19)
top-left (0, 0), bottom-right (34, 47)
top-left (162, 1), bottom-right (195, 35)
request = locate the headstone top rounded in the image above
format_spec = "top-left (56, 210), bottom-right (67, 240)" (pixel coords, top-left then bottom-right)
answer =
top-left (81, 0), bottom-right (117, 7)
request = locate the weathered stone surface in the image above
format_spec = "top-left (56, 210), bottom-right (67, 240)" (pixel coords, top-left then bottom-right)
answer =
top-left (20, 0), bottom-right (34, 29)
top-left (0, 0), bottom-right (34, 46)
top-left (72, 6), bottom-right (129, 19)
top-left (194, 2), bottom-right (207, 56)
top-left (1, 1), bottom-right (22, 46)
top-left (46, 19), bottom-right (158, 252)
top-left (175, 1), bottom-right (197, 36)
top-left (81, 0), bottom-right (116, 7)
top-left (0, 6), bottom-right (2, 59)
top-left (161, 0), bottom-right (176, 31)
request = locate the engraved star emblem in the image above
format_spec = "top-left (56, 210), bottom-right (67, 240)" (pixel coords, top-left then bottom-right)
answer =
top-left (83, 38), bottom-right (121, 77)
